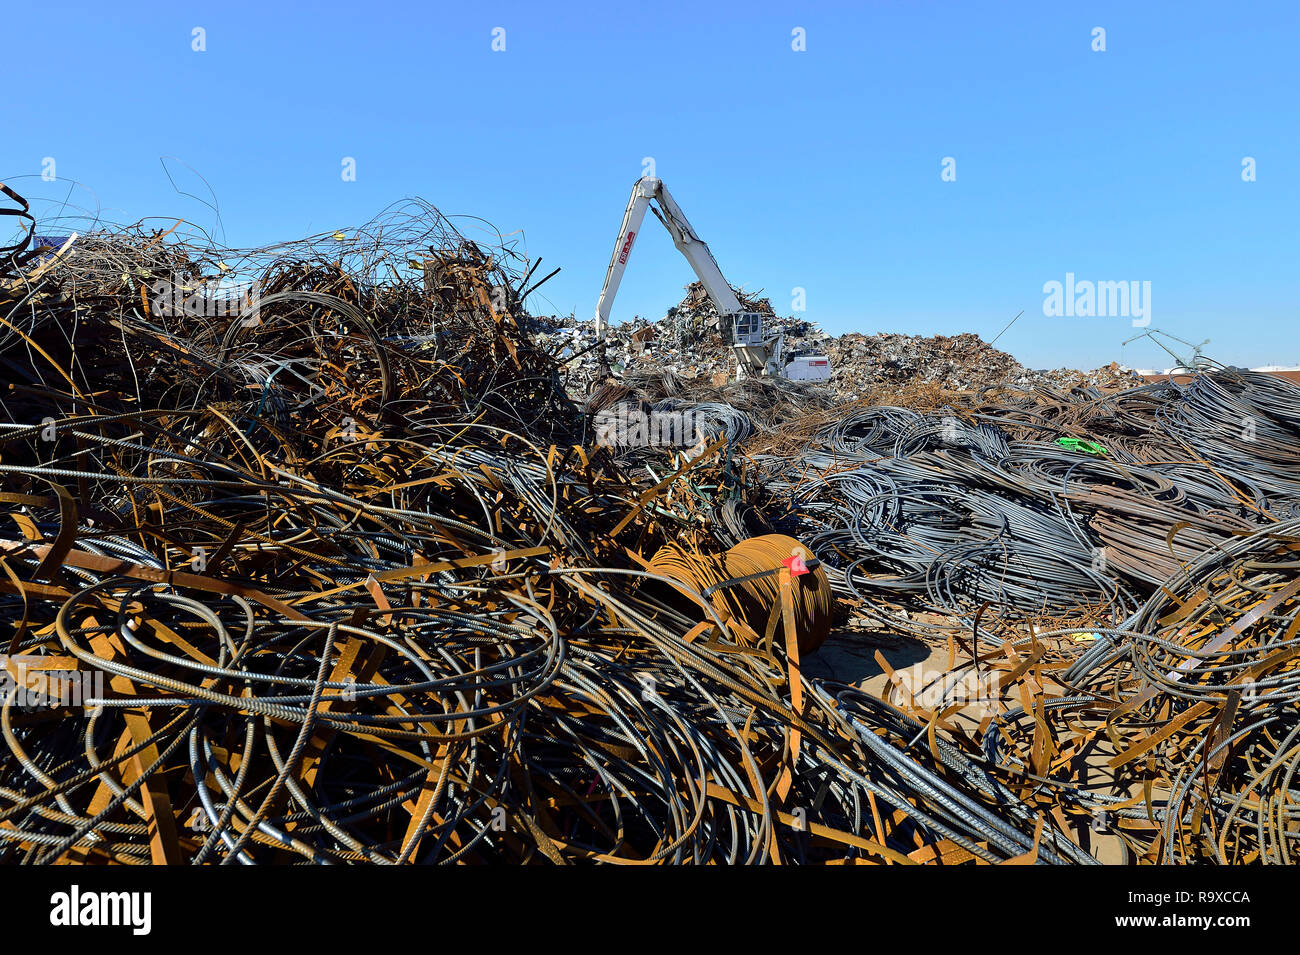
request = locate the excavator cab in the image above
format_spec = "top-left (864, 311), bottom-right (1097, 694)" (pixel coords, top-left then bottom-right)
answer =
top-left (729, 312), bottom-right (766, 347)
top-left (594, 176), bottom-right (831, 382)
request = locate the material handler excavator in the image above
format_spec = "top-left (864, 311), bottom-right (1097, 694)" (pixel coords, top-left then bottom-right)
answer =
top-left (593, 177), bottom-right (830, 381)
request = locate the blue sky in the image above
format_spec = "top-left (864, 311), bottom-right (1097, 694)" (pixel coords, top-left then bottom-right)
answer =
top-left (5, 0), bottom-right (1297, 371)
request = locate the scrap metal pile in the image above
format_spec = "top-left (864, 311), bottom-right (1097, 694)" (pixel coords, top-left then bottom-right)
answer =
top-left (532, 279), bottom-right (1143, 402)
top-left (0, 183), bottom-right (1297, 864)
top-left (755, 372), bottom-right (1300, 863)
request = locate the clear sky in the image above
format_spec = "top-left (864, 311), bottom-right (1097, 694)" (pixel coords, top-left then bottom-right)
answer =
top-left (6, 0), bottom-right (1297, 371)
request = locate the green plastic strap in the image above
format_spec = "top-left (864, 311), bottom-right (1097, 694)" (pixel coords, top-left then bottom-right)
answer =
top-left (1056, 437), bottom-right (1109, 456)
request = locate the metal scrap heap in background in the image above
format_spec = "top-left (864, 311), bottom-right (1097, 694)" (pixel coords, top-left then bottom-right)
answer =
top-left (531, 279), bottom-right (1144, 402)
top-left (0, 183), bottom-right (1297, 864)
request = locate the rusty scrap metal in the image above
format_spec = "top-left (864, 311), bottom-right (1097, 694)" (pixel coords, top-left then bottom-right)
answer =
top-left (3, 184), bottom-right (1298, 865)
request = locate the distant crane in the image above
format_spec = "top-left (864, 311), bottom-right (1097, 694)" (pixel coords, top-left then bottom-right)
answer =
top-left (1122, 328), bottom-right (1211, 373)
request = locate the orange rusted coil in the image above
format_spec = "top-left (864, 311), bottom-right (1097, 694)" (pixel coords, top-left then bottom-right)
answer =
top-left (647, 533), bottom-right (832, 654)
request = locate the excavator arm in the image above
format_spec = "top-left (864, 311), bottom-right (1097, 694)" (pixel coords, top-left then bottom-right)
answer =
top-left (591, 175), bottom-right (828, 381)
top-left (594, 177), bottom-right (742, 340)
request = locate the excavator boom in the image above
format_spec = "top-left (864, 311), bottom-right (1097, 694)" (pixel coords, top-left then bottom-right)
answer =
top-left (592, 176), bottom-right (829, 382)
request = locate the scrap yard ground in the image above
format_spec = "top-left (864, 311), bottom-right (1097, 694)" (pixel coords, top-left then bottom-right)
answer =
top-left (1, 190), bottom-right (1297, 866)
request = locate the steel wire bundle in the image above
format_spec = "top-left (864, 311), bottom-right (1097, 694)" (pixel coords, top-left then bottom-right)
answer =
top-left (0, 189), bottom-right (1091, 865)
top-left (8, 180), bottom-right (1300, 865)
